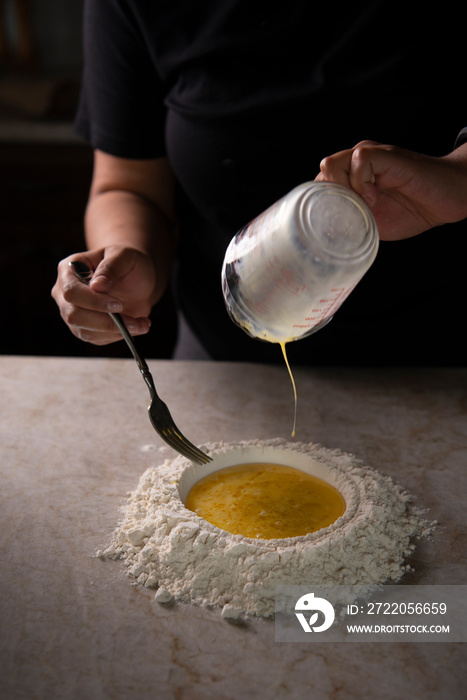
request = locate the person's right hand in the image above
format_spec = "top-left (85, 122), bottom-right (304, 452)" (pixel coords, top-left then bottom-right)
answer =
top-left (52, 245), bottom-right (157, 345)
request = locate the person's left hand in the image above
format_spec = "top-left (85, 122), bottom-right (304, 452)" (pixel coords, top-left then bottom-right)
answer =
top-left (316, 140), bottom-right (467, 240)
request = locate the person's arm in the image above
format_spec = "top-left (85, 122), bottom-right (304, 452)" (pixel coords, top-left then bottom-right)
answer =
top-left (316, 140), bottom-right (467, 240)
top-left (52, 151), bottom-right (178, 345)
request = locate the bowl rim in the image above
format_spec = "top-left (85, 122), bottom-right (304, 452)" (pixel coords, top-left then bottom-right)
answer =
top-left (177, 443), bottom-right (346, 505)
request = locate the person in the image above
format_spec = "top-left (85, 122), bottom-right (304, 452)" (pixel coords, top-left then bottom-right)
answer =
top-left (52, 1), bottom-right (467, 366)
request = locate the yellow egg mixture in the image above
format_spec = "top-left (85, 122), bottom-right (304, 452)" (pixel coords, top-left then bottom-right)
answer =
top-left (186, 462), bottom-right (346, 539)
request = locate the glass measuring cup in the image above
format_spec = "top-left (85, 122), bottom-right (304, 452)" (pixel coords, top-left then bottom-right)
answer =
top-left (221, 182), bottom-right (379, 344)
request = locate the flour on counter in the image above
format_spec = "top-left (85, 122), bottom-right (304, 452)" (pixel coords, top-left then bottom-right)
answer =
top-left (97, 439), bottom-right (435, 618)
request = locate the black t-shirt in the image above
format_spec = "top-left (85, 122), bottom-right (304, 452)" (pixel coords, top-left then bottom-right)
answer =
top-left (76, 0), bottom-right (467, 365)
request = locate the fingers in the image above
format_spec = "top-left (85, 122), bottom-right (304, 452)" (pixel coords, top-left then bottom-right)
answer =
top-left (317, 140), bottom-right (382, 206)
top-left (54, 253), bottom-right (123, 313)
top-left (317, 150), bottom-right (352, 187)
top-left (61, 303), bottom-right (148, 345)
top-left (347, 143), bottom-right (380, 207)
top-left (51, 252), bottom-right (151, 345)
top-left (64, 307), bottom-right (150, 345)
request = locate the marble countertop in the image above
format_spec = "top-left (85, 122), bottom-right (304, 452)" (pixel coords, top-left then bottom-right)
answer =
top-left (1, 356), bottom-right (466, 700)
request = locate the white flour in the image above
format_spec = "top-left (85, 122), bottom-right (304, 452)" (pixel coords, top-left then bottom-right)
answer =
top-left (98, 439), bottom-right (435, 618)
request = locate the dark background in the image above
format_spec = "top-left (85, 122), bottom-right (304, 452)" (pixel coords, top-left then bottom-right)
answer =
top-left (0, 0), bottom-right (178, 358)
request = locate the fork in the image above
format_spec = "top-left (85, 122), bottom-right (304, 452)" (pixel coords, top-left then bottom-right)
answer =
top-left (70, 261), bottom-right (212, 464)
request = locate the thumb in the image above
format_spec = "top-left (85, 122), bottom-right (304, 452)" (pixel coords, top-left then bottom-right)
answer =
top-left (89, 254), bottom-right (124, 294)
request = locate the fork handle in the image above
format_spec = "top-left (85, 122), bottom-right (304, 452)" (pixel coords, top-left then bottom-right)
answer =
top-left (69, 260), bottom-right (157, 399)
top-left (108, 312), bottom-right (157, 398)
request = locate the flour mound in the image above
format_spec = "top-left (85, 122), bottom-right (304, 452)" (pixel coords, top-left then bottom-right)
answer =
top-left (98, 439), bottom-right (435, 618)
